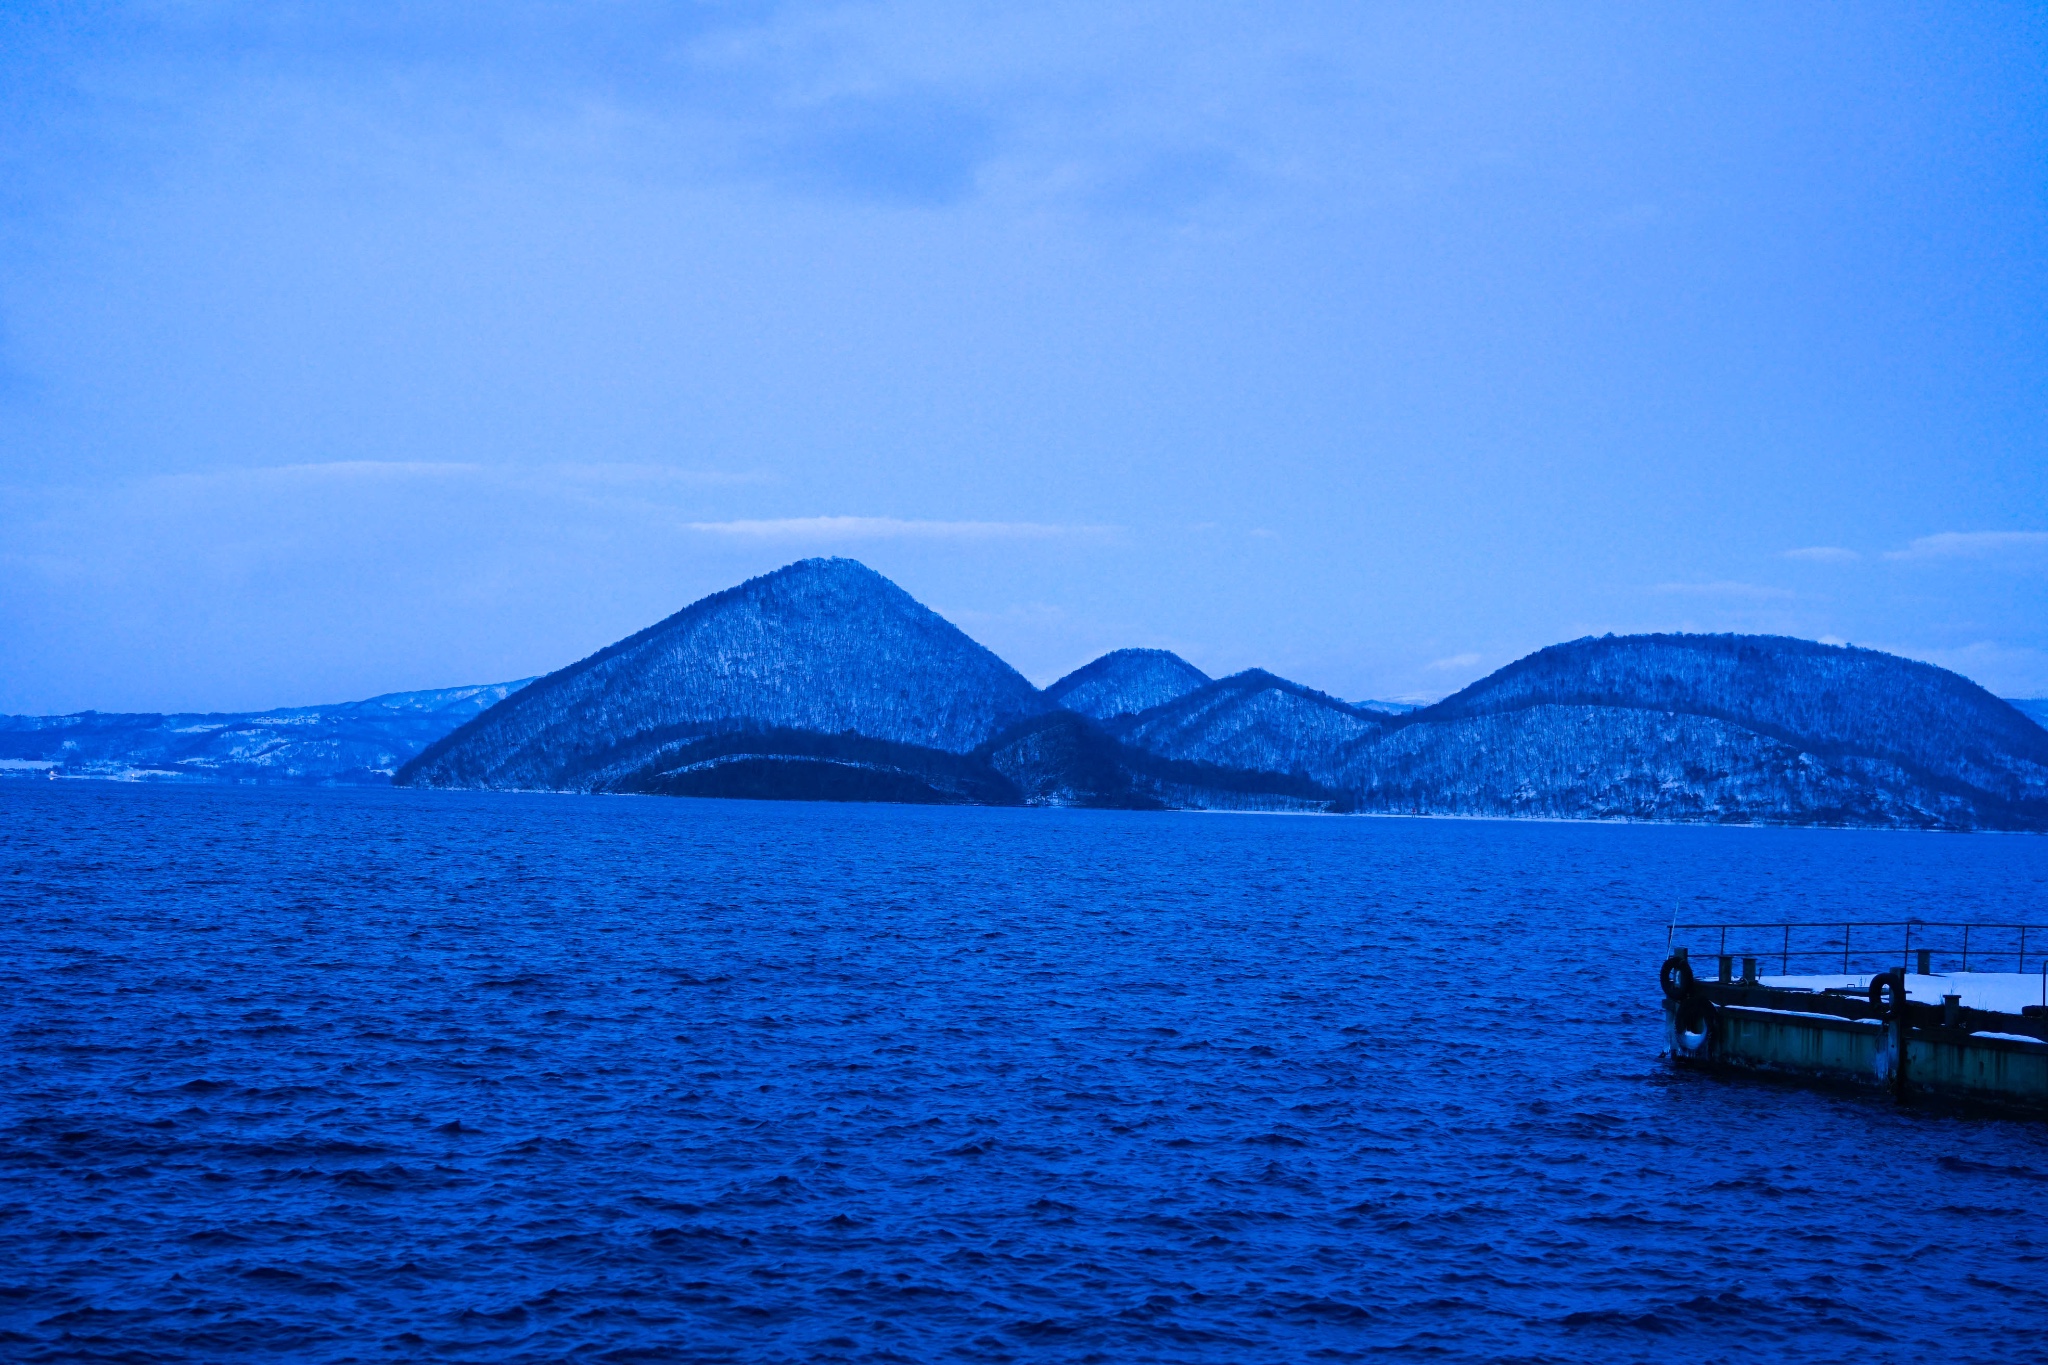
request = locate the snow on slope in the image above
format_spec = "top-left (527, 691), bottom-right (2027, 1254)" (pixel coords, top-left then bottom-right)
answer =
top-left (400, 558), bottom-right (1046, 791)
top-left (1044, 649), bottom-right (1211, 720)
top-left (1341, 704), bottom-right (1994, 829)
top-left (0, 679), bottom-right (534, 783)
top-left (1108, 670), bottom-right (1388, 785)
top-left (1428, 634), bottom-right (2048, 812)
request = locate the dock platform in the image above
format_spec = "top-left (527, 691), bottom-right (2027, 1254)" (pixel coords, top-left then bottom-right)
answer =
top-left (1662, 920), bottom-right (2048, 1114)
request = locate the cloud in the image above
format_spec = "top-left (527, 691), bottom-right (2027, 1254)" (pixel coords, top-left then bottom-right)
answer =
top-left (683, 516), bottom-right (1109, 541)
top-left (1782, 546), bottom-right (1859, 563)
top-left (160, 460), bottom-right (485, 486)
top-left (547, 463), bottom-right (779, 488)
top-left (1650, 580), bottom-right (1795, 600)
top-left (1428, 652), bottom-right (1482, 671)
top-left (1883, 531), bottom-right (2048, 561)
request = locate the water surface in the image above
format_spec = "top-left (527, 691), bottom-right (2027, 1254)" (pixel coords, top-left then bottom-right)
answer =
top-left (3, 782), bottom-right (2045, 1362)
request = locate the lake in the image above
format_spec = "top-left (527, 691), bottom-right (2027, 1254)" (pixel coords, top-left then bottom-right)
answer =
top-left (3, 781), bottom-right (2045, 1362)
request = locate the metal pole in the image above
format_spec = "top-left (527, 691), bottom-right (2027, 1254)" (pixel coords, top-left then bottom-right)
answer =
top-left (2020, 925), bottom-right (2026, 974)
top-left (1903, 921), bottom-right (1911, 974)
top-left (1963, 924), bottom-right (1970, 973)
top-left (1843, 923), bottom-right (1850, 975)
top-left (1782, 924), bottom-right (1790, 977)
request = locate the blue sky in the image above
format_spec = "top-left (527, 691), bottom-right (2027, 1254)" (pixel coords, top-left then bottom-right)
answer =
top-left (2, 2), bottom-right (2044, 713)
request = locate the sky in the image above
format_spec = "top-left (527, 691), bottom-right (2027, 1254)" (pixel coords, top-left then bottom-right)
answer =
top-left (2, 1), bottom-right (2045, 714)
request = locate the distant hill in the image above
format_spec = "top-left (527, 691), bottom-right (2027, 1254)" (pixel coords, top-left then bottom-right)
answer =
top-left (0, 680), bottom-right (532, 785)
top-left (21, 560), bottom-right (2048, 830)
top-left (604, 710), bottom-right (1345, 813)
top-left (978, 710), bottom-right (1342, 812)
top-left (399, 558), bottom-right (1046, 791)
top-left (1044, 649), bottom-right (1210, 720)
top-left (1107, 670), bottom-right (1388, 786)
top-left (1342, 636), bottom-right (2048, 829)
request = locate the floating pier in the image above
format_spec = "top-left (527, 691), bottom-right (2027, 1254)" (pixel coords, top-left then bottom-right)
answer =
top-left (1662, 920), bottom-right (2048, 1113)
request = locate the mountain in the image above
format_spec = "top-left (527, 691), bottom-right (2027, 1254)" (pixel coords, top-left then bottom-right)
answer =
top-left (2010, 699), bottom-right (2048, 732)
top-left (1044, 649), bottom-right (1211, 720)
top-left (22, 559), bottom-right (2046, 831)
top-left (399, 559), bottom-right (1047, 792)
top-left (979, 710), bottom-right (1343, 812)
top-left (0, 680), bottom-right (532, 785)
top-left (599, 710), bottom-right (1345, 812)
top-left (1107, 670), bottom-right (1390, 785)
top-left (1340, 636), bottom-right (2048, 830)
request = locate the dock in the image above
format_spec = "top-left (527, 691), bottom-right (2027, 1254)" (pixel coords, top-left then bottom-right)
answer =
top-left (1662, 919), bottom-right (2048, 1113)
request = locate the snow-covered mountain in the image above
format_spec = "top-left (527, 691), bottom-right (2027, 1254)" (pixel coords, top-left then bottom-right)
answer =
top-left (1044, 649), bottom-right (1211, 720)
top-left (2010, 698), bottom-right (2048, 732)
top-left (1106, 670), bottom-right (1389, 785)
top-left (0, 680), bottom-right (533, 784)
top-left (1426, 634), bottom-right (2047, 799)
top-left (978, 710), bottom-right (1340, 812)
top-left (19, 560), bottom-right (2047, 829)
top-left (399, 558), bottom-right (1047, 791)
top-left (599, 711), bottom-right (1343, 812)
top-left (1335, 637), bottom-right (2048, 829)
top-left (392, 570), bottom-right (2048, 828)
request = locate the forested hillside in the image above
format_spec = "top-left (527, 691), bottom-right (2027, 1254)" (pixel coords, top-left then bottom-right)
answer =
top-left (1045, 650), bottom-right (1211, 720)
top-left (26, 559), bottom-right (2044, 829)
top-left (0, 681), bottom-right (530, 784)
top-left (399, 559), bottom-right (1046, 791)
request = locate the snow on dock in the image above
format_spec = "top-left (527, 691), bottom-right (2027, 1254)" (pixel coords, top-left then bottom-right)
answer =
top-left (1760, 972), bottom-right (2048, 1016)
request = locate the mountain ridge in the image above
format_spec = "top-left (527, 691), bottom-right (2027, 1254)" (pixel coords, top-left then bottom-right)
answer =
top-left (0, 680), bottom-right (533, 784)
top-left (401, 558), bottom-right (1046, 791)
top-left (12, 559), bottom-right (2045, 830)
top-left (1044, 649), bottom-right (1212, 721)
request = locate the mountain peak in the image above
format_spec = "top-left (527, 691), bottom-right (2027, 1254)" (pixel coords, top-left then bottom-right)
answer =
top-left (398, 559), bottom-right (1044, 790)
top-left (1045, 648), bottom-right (1211, 721)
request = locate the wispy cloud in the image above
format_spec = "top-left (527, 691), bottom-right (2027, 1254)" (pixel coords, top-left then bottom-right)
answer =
top-left (1782, 546), bottom-right (1859, 563)
top-left (149, 461), bottom-right (485, 487)
top-left (1884, 531), bottom-right (2048, 561)
top-left (1428, 652), bottom-right (1482, 671)
top-left (684, 516), bottom-right (1110, 541)
top-left (1651, 580), bottom-right (1795, 600)
top-left (546, 463), bottom-right (779, 488)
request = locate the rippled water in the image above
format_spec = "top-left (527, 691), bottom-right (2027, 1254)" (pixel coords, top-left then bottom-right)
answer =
top-left (3, 781), bottom-right (2047, 1363)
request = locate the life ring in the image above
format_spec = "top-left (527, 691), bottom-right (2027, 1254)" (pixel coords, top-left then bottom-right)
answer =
top-left (1674, 995), bottom-right (1715, 1058)
top-left (1660, 954), bottom-right (1695, 1000)
top-left (1867, 968), bottom-right (1906, 1014)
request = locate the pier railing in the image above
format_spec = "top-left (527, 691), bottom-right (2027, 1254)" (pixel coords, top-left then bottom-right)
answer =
top-left (1666, 919), bottom-right (2048, 980)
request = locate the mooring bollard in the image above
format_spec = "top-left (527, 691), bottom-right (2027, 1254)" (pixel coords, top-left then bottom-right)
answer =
top-left (1741, 956), bottom-right (1757, 985)
top-left (1917, 949), bottom-right (1931, 975)
top-left (1943, 993), bottom-right (1962, 1029)
top-left (1718, 954), bottom-right (1733, 983)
